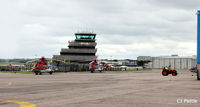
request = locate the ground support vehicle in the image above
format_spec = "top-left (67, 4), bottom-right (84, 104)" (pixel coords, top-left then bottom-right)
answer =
top-left (89, 64), bottom-right (104, 73)
top-left (189, 67), bottom-right (197, 73)
top-left (162, 68), bottom-right (178, 76)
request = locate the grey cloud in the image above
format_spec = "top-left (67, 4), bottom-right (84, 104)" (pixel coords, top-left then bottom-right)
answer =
top-left (149, 0), bottom-right (200, 10)
top-left (0, 0), bottom-right (197, 58)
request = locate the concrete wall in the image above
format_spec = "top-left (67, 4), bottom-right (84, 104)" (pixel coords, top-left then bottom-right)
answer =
top-left (175, 58), bottom-right (181, 69)
top-left (152, 57), bottom-right (159, 68)
top-left (169, 58), bottom-right (175, 69)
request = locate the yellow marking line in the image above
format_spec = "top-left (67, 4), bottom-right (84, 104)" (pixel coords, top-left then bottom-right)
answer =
top-left (5, 100), bottom-right (36, 107)
top-left (1, 83), bottom-right (36, 107)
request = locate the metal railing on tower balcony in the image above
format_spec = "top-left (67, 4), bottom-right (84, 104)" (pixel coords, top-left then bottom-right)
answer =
top-left (68, 41), bottom-right (97, 48)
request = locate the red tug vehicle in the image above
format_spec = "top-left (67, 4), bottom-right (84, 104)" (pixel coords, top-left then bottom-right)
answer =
top-left (32, 56), bottom-right (53, 75)
top-left (162, 65), bottom-right (178, 76)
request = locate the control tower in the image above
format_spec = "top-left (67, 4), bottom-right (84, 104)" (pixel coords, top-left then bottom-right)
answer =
top-left (52, 33), bottom-right (97, 64)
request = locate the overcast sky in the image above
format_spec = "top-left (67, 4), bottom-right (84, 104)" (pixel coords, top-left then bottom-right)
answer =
top-left (0, 0), bottom-right (199, 59)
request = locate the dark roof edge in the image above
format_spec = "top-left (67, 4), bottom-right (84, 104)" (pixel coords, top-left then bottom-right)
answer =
top-left (75, 32), bottom-right (96, 35)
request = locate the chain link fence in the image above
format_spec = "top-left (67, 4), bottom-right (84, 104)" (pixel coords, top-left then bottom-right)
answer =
top-left (0, 64), bottom-right (138, 72)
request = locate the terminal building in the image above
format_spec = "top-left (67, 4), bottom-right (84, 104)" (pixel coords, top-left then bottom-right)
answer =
top-left (52, 33), bottom-right (97, 64)
top-left (137, 55), bottom-right (196, 69)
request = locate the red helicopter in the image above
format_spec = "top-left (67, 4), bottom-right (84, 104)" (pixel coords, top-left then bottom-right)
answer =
top-left (32, 56), bottom-right (53, 75)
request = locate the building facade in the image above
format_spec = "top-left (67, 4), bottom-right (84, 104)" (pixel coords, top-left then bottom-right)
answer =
top-left (137, 56), bottom-right (152, 61)
top-left (138, 55), bottom-right (196, 69)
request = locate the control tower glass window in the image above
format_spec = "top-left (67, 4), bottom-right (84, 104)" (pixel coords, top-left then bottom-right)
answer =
top-left (76, 35), bottom-right (95, 40)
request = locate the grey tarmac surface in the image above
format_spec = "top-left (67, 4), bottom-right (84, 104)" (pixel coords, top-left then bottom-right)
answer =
top-left (0, 70), bottom-right (200, 107)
